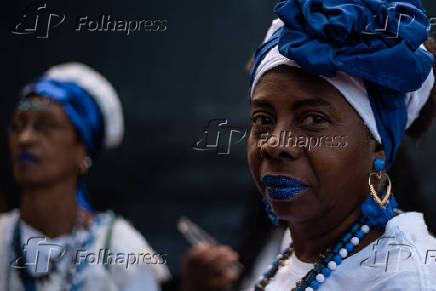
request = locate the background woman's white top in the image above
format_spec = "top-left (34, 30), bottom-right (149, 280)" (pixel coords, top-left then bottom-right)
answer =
top-left (0, 210), bottom-right (170, 291)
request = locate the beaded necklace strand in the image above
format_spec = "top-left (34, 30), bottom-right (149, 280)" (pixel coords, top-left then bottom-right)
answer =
top-left (8, 209), bottom-right (101, 291)
top-left (254, 215), bottom-right (370, 291)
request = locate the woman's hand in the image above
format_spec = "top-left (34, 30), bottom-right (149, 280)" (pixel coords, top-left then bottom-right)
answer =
top-left (181, 244), bottom-right (240, 291)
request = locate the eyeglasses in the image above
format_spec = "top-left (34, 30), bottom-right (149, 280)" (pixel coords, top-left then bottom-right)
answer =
top-left (8, 115), bottom-right (71, 136)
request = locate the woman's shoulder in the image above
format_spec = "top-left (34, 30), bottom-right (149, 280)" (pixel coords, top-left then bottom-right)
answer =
top-left (369, 211), bottom-right (436, 289)
top-left (100, 212), bottom-right (156, 255)
top-left (111, 215), bottom-right (150, 250)
top-left (0, 209), bottom-right (18, 238)
top-left (0, 209), bottom-right (18, 224)
top-left (385, 211), bottom-right (436, 248)
top-left (331, 212), bottom-right (436, 289)
top-left (96, 210), bottom-right (171, 283)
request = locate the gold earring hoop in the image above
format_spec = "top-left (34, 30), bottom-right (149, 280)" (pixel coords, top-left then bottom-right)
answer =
top-left (368, 170), bottom-right (392, 208)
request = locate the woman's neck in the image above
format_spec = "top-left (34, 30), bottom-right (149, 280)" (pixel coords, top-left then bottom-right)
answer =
top-left (288, 207), bottom-right (384, 263)
top-left (20, 178), bottom-right (79, 238)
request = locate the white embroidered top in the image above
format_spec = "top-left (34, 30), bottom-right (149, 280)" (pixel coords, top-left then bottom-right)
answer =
top-left (0, 210), bottom-right (170, 291)
top-left (264, 212), bottom-right (436, 290)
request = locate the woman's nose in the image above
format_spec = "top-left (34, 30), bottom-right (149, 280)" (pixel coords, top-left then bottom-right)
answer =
top-left (259, 127), bottom-right (302, 161)
top-left (16, 125), bottom-right (38, 146)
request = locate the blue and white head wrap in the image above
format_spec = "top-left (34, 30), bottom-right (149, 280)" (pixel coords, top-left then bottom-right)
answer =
top-left (249, 0), bottom-right (435, 169)
top-left (21, 63), bottom-right (124, 211)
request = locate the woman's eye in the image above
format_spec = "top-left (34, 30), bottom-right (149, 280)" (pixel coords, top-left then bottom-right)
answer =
top-left (9, 122), bottom-right (23, 133)
top-left (9, 118), bottom-right (26, 134)
top-left (300, 113), bottom-right (329, 127)
top-left (251, 114), bottom-right (273, 126)
top-left (35, 119), bottom-right (62, 133)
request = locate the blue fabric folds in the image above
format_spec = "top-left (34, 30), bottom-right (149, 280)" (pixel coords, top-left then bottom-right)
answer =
top-left (25, 77), bottom-right (104, 158)
top-left (24, 77), bottom-right (104, 212)
top-left (274, 0), bottom-right (432, 92)
top-left (250, 0), bottom-right (434, 168)
top-left (361, 194), bottom-right (398, 228)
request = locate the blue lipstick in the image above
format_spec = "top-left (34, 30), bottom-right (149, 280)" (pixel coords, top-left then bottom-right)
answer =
top-left (262, 175), bottom-right (307, 200)
top-left (18, 152), bottom-right (39, 163)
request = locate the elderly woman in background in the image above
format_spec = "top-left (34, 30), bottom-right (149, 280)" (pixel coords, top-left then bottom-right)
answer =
top-left (184, 0), bottom-right (436, 290)
top-left (0, 63), bottom-right (170, 291)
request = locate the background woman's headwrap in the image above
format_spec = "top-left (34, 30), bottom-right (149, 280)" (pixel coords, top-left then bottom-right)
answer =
top-left (21, 63), bottom-right (124, 212)
top-left (249, 0), bottom-right (435, 169)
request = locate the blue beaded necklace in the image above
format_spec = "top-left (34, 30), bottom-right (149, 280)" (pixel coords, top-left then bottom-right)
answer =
top-left (8, 210), bottom-right (101, 291)
top-left (254, 215), bottom-right (370, 291)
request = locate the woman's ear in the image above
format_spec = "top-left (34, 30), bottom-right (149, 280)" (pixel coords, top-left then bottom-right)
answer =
top-left (372, 140), bottom-right (386, 167)
top-left (369, 138), bottom-right (386, 169)
top-left (374, 143), bottom-right (386, 161)
top-left (75, 142), bottom-right (88, 173)
top-left (78, 142), bottom-right (87, 159)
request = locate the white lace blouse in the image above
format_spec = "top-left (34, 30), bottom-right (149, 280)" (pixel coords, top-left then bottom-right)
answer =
top-left (0, 210), bottom-right (170, 291)
top-left (262, 212), bottom-right (436, 290)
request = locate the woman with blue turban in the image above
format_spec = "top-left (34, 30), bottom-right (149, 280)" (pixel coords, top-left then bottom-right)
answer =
top-left (0, 63), bottom-right (170, 290)
top-left (246, 0), bottom-right (436, 290)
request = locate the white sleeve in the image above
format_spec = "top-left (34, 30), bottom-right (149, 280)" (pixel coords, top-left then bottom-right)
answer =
top-left (121, 265), bottom-right (161, 291)
top-left (108, 218), bottom-right (171, 290)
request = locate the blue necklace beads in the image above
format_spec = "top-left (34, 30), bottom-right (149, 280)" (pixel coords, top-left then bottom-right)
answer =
top-left (8, 210), bottom-right (104, 291)
top-left (254, 215), bottom-right (370, 291)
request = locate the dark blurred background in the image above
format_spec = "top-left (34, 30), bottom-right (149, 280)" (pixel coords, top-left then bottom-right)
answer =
top-left (1, 0), bottom-right (435, 276)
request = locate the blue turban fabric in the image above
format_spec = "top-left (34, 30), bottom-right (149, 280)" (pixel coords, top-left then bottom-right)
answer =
top-left (24, 77), bottom-right (105, 212)
top-left (250, 0), bottom-right (434, 168)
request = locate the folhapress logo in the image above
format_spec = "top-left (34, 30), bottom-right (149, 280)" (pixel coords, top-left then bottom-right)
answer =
top-left (10, 236), bottom-right (65, 274)
top-left (359, 236), bottom-right (414, 272)
top-left (193, 119), bottom-right (247, 155)
top-left (11, 1), bottom-right (65, 39)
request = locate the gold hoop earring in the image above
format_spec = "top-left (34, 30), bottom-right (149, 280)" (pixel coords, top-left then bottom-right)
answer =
top-left (79, 156), bottom-right (93, 174)
top-left (368, 171), bottom-right (392, 208)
